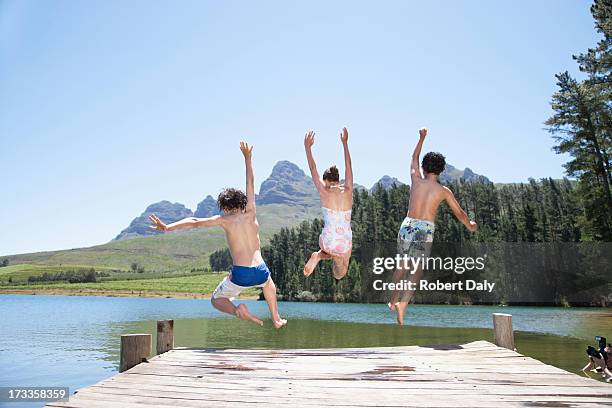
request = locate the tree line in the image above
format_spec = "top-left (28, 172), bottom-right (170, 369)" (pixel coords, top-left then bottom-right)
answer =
top-left (27, 268), bottom-right (101, 284)
top-left (211, 178), bottom-right (610, 305)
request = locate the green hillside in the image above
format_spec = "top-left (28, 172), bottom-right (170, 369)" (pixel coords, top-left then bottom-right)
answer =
top-left (4, 204), bottom-right (318, 273)
top-left (0, 272), bottom-right (260, 297)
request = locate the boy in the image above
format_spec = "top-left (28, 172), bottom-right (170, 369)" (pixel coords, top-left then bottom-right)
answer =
top-left (148, 142), bottom-right (286, 329)
top-left (389, 128), bottom-right (477, 325)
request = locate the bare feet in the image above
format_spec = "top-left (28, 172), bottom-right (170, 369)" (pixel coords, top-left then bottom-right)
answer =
top-left (387, 301), bottom-right (404, 325)
top-left (273, 318), bottom-right (287, 329)
top-left (396, 307), bottom-right (404, 325)
top-left (235, 304), bottom-right (263, 326)
top-left (332, 257), bottom-right (349, 280)
top-left (304, 252), bottom-right (320, 277)
top-left (395, 302), bottom-right (408, 326)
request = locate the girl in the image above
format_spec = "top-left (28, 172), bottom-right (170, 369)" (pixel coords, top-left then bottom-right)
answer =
top-left (303, 127), bottom-right (354, 279)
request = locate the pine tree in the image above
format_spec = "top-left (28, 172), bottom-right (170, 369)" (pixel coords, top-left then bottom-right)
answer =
top-left (545, 0), bottom-right (612, 240)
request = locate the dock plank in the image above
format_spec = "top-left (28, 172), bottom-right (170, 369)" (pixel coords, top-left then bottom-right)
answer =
top-left (47, 341), bottom-right (611, 407)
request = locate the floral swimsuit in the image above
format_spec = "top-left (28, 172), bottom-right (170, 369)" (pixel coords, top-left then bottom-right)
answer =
top-left (319, 207), bottom-right (353, 256)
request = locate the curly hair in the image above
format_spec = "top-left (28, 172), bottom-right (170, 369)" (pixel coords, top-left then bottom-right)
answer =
top-left (217, 188), bottom-right (247, 212)
top-left (422, 152), bottom-right (446, 175)
top-left (322, 165), bottom-right (340, 182)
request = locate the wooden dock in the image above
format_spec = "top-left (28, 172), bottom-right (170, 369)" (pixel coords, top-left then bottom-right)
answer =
top-left (47, 340), bottom-right (611, 407)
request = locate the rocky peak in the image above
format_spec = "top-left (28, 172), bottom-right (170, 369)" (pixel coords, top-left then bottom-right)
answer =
top-left (370, 175), bottom-right (405, 192)
top-left (270, 161), bottom-right (307, 181)
top-left (114, 201), bottom-right (193, 241)
top-left (194, 195), bottom-right (220, 218)
top-left (257, 161), bottom-right (317, 205)
top-left (440, 164), bottom-right (489, 183)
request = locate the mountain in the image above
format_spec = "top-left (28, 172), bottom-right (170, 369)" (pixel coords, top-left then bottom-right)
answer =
top-left (114, 201), bottom-right (193, 241)
top-left (114, 161), bottom-right (490, 241)
top-left (370, 175), bottom-right (404, 192)
top-left (2, 160), bottom-right (490, 271)
top-left (256, 160), bottom-right (367, 201)
top-left (440, 164), bottom-right (489, 183)
top-left (370, 166), bottom-right (489, 191)
top-left (194, 195), bottom-right (220, 218)
top-left (112, 161), bottom-right (318, 242)
top-left (257, 161), bottom-right (318, 206)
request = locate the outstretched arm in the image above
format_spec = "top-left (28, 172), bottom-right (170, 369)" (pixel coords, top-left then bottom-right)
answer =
top-left (443, 187), bottom-right (478, 232)
top-left (304, 130), bottom-right (325, 192)
top-left (411, 128), bottom-right (427, 179)
top-left (148, 214), bottom-right (222, 232)
top-left (240, 141), bottom-right (256, 213)
top-left (340, 127), bottom-right (353, 190)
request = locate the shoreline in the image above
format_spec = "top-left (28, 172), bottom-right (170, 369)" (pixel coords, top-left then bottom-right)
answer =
top-left (0, 287), bottom-right (257, 300)
top-left (0, 288), bottom-right (610, 309)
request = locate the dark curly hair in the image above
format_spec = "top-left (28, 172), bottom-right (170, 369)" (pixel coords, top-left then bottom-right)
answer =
top-left (322, 165), bottom-right (339, 182)
top-left (422, 152), bottom-right (446, 175)
top-left (217, 188), bottom-right (247, 212)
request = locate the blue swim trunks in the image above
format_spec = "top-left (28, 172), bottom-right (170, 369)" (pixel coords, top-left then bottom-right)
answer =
top-left (230, 263), bottom-right (271, 287)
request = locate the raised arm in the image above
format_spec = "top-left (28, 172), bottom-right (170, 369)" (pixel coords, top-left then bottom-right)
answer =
top-left (148, 214), bottom-right (222, 232)
top-left (340, 127), bottom-right (353, 190)
top-left (240, 141), bottom-right (256, 212)
top-left (411, 128), bottom-right (427, 179)
top-left (442, 187), bottom-right (478, 232)
top-left (304, 130), bottom-right (325, 191)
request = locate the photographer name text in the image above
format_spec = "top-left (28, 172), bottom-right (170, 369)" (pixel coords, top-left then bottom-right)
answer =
top-left (373, 279), bottom-right (496, 293)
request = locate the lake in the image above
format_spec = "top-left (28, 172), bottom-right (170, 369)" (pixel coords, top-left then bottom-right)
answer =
top-left (1, 294), bottom-right (611, 407)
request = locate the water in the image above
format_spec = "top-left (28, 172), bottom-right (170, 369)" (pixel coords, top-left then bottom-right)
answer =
top-left (1, 295), bottom-right (611, 407)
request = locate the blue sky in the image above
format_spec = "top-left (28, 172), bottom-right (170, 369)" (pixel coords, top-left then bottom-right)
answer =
top-left (0, 0), bottom-right (598, 255)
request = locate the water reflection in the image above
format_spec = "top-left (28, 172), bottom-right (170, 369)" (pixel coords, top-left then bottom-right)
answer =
top-left (1, 294), bottom-right (610, 408)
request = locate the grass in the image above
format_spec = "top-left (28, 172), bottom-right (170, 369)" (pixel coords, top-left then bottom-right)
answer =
top-left (0, 203), bottom-right (318, 297)
top-left (0, 273), bottom-right (260, 297)
top-left (2, 203), bottom-right (318, 272)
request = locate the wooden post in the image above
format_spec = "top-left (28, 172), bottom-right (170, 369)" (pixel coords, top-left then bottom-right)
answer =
top-left (120, 334), bottom-right (151, 372)
top-left (493, 313), bottom-right (514, 350)
top-left (156, 320), bottom-right (174, 355)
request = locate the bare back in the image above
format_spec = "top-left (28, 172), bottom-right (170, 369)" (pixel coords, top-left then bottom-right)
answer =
top-left (319, 184), bottom-right (353, 211)
top-left (152, 141), bottom-right (270, 269)
top-left (221, 210), bottom-right (264, 267)
top-left (304, 128), bottom-right (354, 213)
top-left (408, 177), bottom-right (447, 223)
top-left (403, 128), bottom-right (477, 232)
